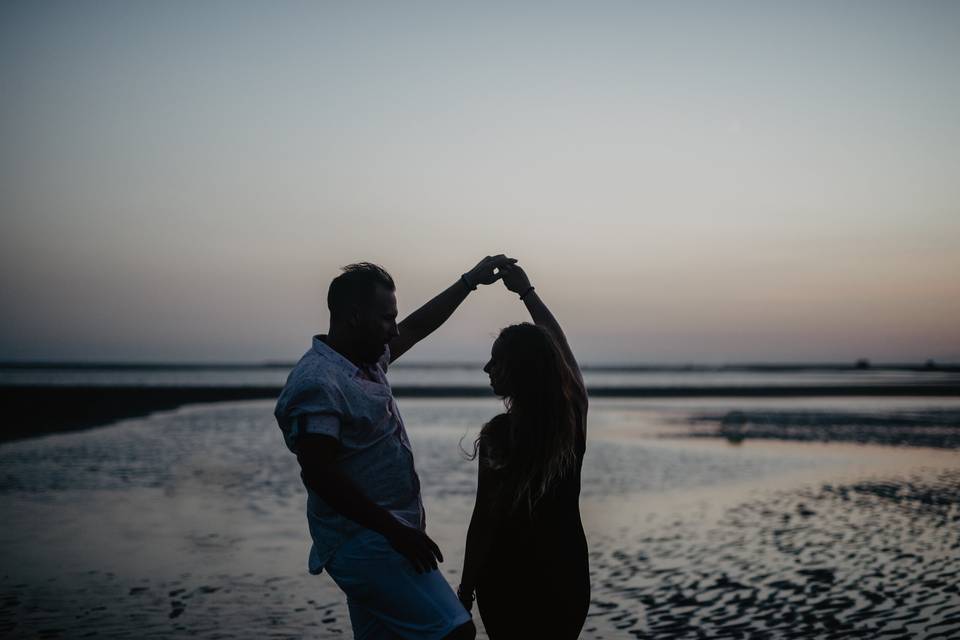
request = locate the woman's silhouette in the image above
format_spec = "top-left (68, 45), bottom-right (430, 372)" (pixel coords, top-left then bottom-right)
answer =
top-left (458, 264), bottom-right (590, 639)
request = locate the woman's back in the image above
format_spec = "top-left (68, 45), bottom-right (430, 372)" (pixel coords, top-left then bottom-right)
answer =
top-left (482, 413), bottom-right (585, 540)
top-left (476, 413), bottom-right (590, 640)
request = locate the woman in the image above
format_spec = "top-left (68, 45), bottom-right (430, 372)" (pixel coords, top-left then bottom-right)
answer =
top-left (457, 264), bottom-right (590, 639)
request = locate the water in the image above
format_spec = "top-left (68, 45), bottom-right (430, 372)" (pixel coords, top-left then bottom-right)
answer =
top-left (1, 362), bottom-right (957, 388)
top-left (1, 397), bottom-right (958, 638)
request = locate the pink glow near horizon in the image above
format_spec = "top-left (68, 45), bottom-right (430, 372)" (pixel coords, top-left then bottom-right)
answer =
top-left (1, 2), bottom-right (958, 363)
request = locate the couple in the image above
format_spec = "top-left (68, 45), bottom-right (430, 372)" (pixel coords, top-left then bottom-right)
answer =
top-left (275, 255), bottom-right (589, 640)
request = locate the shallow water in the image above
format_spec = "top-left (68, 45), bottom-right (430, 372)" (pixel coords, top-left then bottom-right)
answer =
top-left (2, 363), bottom-right (957, 388)
top-left (1, 398), bottom-right (958, 638)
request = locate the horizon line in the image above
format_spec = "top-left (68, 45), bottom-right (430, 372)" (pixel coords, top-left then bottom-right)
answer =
top-left (1, 359), bottom-right (958, 373)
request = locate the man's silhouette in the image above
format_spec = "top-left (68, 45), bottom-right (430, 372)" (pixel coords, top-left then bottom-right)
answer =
top-left (275, 256), bottom-right (514, 640)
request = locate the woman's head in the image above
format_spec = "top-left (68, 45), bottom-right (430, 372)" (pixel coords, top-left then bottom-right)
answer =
top-left (476, 323), bottom-right (583, 513)
top-left (483, 322), bottom-right (563, 398)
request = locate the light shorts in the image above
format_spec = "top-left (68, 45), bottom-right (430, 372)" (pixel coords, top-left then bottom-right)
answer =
top-left (324, 529), bottom-right (472, 640)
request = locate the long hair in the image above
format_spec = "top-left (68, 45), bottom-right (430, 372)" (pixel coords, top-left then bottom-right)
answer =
top-left (468, 323), bottom-right (583, 515)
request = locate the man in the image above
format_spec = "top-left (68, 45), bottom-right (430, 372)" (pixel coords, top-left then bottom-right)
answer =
top-left (275, 256), bottom-right (515, 640)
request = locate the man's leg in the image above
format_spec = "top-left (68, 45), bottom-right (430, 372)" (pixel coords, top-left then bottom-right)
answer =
top-left (442, 620), bottom-right (475, 640)
top-left (347, 597), bottom-right (403, 640)
top-left (325, 529), bottom-right (472, 639)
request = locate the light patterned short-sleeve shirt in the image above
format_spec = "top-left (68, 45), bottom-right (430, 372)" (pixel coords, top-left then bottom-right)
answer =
top-left (274, 335), bottom-right (425, 574)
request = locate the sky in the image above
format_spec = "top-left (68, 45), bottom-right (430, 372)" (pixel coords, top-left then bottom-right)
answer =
top-left (1, 1), bottom-right (958, 364)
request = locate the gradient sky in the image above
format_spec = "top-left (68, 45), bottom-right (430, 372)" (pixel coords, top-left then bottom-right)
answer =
top-left (2, 1), bottom-right (958, 363)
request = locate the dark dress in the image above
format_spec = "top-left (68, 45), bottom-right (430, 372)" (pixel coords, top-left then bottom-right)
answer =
top-left (474, 413), bottom-right (590, 639)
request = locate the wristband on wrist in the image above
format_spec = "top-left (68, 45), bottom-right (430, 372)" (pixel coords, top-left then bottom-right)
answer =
top-left (460, 273), bottom-right (477, 291)
top-left (519, 285), bottom-right (535, 300)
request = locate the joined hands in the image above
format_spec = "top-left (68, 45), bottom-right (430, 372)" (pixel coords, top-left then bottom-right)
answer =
top-left (498, 263), bottom-right (532, 296)
top-left (462, 255), bottom-right (517, 289)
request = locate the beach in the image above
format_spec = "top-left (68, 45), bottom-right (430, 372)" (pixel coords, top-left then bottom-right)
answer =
top-left (6, 1), bottom-right (960, 637)
top-left (1, 394), bottom-right (958, 638)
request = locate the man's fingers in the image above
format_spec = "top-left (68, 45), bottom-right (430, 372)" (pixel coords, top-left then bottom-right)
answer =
top-left (399, 542), bottom-right (426, 573)
top-left (469, 255), bottom-right (517, 286)
top-left (412, 553), bottom-right (427, 573)
top-left (420, 536), bottom-right (441, 569)
top-left (404, 551), bottom-right (421, 573)
top-left (482, 254), bottom-right (513, 266)
top-left (406, 539), bottom-right (440, 573)
top-left (427, 536), bottom-right (444, 563)
top-left (394, 529), bottom-right (445, 573)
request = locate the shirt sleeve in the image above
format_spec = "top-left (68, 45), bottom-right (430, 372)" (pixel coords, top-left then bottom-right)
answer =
top-left (298, 413), bottom-right (342, 442)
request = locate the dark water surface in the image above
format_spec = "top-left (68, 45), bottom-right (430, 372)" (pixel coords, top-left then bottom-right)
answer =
top-left (2, 362), bottom-right (958, 388)
top-left (1, 398), bottom-right (958, 638)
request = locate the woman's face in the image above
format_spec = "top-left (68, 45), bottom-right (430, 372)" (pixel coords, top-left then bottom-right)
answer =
top-left (483, 340), bottom-right (511, 396)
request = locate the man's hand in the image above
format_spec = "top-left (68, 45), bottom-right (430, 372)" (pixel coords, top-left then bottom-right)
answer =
top-left (464, 255), bottom-right (517, 287)
top-left (385, 521), bottom-right (444, 573)
top-left (500, 263), bottom-right (532, 295)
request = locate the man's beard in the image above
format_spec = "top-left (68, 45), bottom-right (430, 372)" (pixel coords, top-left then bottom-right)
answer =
top-left (361, 342), bottom-right (386, 364)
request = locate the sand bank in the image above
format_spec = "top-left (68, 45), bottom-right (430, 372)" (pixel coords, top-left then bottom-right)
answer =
top-left (3, 383), bottom-right (958, 443)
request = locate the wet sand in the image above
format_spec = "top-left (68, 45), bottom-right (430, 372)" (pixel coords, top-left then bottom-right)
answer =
top-left (1, 398), bottom-right (958, 638)
top-left (687, 408), bottom-right (960, 449)
top-left (585, 468), bottom-right (960, 638)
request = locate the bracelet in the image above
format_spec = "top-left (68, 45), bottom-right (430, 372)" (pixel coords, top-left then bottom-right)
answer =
top-left (457, 585), bottom-right (475, 602)
top-left (460, 273), bottom-right (477, 291)
top-left (519, 286), bottom-right (535, 300)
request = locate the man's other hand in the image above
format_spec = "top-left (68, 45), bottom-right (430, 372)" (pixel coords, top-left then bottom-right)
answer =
top-left (465, 255), bottom-right (516, 286)
top-left (386, 521), bottom-right (444, 573)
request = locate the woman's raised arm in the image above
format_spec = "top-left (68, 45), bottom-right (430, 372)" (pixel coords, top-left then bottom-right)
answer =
top-left (500, 264), bottom-right (587, 403)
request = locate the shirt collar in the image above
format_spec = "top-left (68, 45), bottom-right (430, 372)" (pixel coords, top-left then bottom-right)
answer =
top-left (312, 334), bottom-right (360, 377)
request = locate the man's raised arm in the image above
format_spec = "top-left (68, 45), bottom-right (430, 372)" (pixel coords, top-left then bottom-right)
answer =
top-left (388, 254), bottom-right (515, 363)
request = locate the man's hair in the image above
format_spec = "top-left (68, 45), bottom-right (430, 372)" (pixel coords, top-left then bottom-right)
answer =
top-left (327, 262), bottom-right (395, 318)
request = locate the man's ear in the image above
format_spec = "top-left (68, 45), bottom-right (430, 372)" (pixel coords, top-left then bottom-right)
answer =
top-left (347, 307), bottom-right (361, 328)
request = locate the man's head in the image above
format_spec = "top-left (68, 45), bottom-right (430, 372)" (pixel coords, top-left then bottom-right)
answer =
top-left (327, 263), bottom-right (399, 363)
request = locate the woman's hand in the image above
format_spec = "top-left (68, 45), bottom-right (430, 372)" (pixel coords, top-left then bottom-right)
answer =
top-left (464, 255), bottom-right (516, 287)
top-left (500, 263), bottom-right (532, 295)
top-left (456, 584), bottom-right (475, 612)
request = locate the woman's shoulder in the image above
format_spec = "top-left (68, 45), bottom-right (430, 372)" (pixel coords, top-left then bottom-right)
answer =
top-left (487, 412), bottom-right (511, 428)
top-left (483, 412), bottom-right (511, 438)
top-left (480, 413), bottom-right (511, 455)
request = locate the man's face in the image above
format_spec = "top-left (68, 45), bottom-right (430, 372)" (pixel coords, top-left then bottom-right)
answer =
top-left (352, 285), bottom-right (399, 363)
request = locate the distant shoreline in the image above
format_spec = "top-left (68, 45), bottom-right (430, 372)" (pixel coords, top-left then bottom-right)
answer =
top-left (2, 361), bottom-right (959, 372)
top-left (2, 383), bottom-right (959, 444)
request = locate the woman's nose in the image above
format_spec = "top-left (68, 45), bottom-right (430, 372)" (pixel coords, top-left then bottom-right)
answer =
top-left (483, 361), bottom-right (491, 373)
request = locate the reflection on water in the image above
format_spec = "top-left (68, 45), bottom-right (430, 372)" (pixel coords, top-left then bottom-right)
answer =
top-left (2, 363), bottom-right (958, 388)
top-left (1, 398), bottom-right (958, 638)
